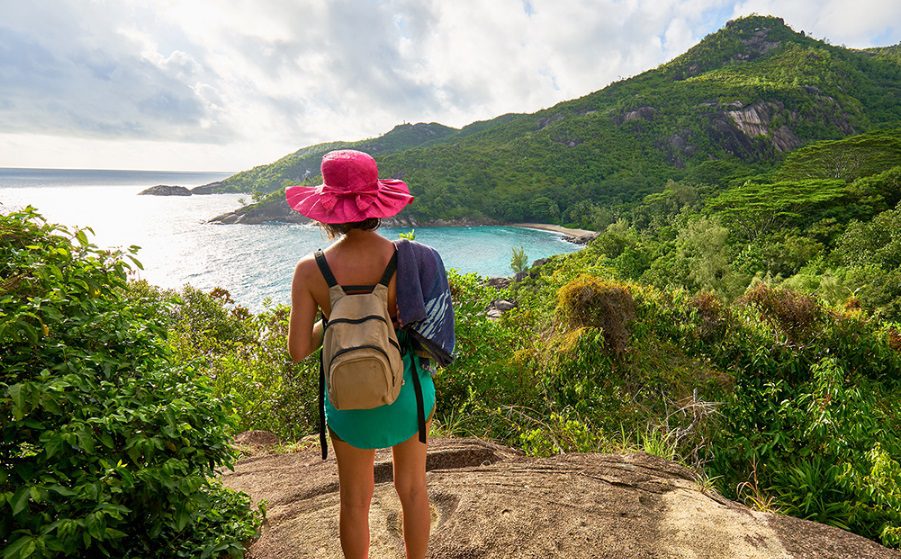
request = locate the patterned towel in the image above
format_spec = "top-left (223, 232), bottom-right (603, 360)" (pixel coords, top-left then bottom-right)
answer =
top-left (393, 239), bottom-right (455, 367)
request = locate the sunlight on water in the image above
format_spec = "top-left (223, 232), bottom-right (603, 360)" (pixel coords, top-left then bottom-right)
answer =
top-left (1, 169), bottom-right (582, 310)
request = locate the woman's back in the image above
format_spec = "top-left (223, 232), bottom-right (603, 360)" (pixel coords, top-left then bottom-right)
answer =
top-left (307, 233), bottom-right (399, 325)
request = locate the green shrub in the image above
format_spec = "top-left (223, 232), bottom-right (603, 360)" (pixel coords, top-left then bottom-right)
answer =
top-left (0, 209), bottom-right (262, 558)
top-left (740, 282), bottom-right (822, 344)
top-left (142, 285), bottom-right (320, 442)
top-left (709, 356), bottom-right (901, 545)
top-left (556, 275), bottom-right (635, 356)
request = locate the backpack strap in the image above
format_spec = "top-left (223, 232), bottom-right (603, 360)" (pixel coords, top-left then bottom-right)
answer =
top-left (401, 332), bottom-right (427, 444)
top-left (318, 347), bottom-right (328, 460)
top-left (379, 249), bottom-right (398, 287)
top-left (410, 352), bottom-right (427, 444)
top-left (314, 249), bottom-right (338, 288)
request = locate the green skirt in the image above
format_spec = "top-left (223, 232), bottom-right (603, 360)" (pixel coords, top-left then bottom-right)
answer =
top-left (325, 329), bottom-right (436, 449)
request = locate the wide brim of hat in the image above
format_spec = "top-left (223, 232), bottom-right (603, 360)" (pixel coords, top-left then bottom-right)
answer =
top-left (285, 179), bottom-right (413, 224)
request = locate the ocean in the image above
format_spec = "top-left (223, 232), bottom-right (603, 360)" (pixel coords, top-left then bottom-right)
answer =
top-left (0, 168), bottom-right (582, 310)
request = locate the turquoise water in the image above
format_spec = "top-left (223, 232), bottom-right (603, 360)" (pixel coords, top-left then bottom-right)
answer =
top-left (0, 168), bottom-right (582, 310)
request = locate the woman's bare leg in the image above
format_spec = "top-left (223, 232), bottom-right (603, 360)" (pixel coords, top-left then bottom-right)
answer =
top-left (331, 435), bottom-right (376, 559)
top-left (392, 421), bottom-right (431, 559)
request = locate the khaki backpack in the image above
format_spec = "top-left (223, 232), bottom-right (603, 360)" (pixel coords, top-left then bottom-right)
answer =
top-left (314, 247), bottom-right (428, 459)
top-left (315, 248), bottom-right (404, 410)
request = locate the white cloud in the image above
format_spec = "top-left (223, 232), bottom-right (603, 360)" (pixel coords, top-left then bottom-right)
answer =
top-left (0, 0), bottom-right (897, 171)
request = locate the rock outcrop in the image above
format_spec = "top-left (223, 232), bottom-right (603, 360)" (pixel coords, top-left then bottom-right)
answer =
top-left (620, 106), bottom-right (657, 123)
top-left (222, 438), bottom-right (900, 559)
top-left (210, 198), bottom-right (306, 225)
top-left (138, 184), bottom-right (192, 196)
top-left (191, 181), bottom-right (225, 195)
top-left (725, 101), bottom-right (802, 153)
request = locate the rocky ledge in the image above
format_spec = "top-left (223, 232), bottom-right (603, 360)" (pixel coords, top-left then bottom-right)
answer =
top-left (191, 181), bottom-right (225, 195)
top-left (138, 184), bottom-right (192, 196)
top-left (221, 437), bottom-right (899, 559)
top-left (211, 199), bottom-right (307, 225)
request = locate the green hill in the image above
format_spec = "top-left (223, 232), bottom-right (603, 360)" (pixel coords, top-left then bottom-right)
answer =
top-left (219, 122), bottom-right (456, 194)
top-left (217, 15), bottom-right (900, 224)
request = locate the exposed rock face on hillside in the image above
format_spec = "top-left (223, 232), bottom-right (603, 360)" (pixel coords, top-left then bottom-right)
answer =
top-left (222, 438), bottom-right (899, 559)
top-left (725, 101), bottom-right (802, 153)
top-left (138, 184), bottom-right (192, 196)
top-left (619, 106), bottom-right (657, 123)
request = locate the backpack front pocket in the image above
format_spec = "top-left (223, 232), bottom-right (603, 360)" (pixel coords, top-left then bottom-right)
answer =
top-left (328, 346), bottom-right (399, 410)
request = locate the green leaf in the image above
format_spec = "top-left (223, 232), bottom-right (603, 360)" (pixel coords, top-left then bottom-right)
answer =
top-left (47, 484), bottom-right (76, 497)
top-left (105, 527), bottom-right (127, 539)
top-left (3, 535), bottom-right (36, 559)
top-left (126, 254), bottom-right (144, 270)
top-left (8, 384), bottom-right (26, 420)
top-left (44, 436), bottom-right (62, 459)
top-left (75, 229), bottom-right (89, 247)
top-left (9, 486), bottom-right (29, 516)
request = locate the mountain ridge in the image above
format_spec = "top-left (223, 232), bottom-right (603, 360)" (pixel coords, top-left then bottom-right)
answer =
top-left (210, 15), bottom-right (900, 225)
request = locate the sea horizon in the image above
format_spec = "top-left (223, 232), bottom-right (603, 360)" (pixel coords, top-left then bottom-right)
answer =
top-left (0, 165), bottom-right (235, 174)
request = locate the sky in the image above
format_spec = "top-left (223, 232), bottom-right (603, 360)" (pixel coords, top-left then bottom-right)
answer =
top-left (0, 0), bottom-right (898, 172)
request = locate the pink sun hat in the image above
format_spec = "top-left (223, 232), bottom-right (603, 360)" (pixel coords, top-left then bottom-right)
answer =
top-left (285, 149), bottom-right (414, 224)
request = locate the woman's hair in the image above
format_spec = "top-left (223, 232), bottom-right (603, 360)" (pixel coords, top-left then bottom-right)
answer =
top-left (319, 218), bottom-right (381, 239)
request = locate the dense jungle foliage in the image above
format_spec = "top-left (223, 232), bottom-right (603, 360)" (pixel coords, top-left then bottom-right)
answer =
top-left (217, 15), bottom-right (900, 226)
top-left (0, 210), bottom-right (263, 558)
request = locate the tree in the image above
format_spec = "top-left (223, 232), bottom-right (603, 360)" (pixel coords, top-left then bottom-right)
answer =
top-left (511, 246), bottom-right (529, 275)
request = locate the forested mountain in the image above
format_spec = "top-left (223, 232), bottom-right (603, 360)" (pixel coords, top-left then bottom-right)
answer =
top-left (217, 15), bottom-right (900, 224)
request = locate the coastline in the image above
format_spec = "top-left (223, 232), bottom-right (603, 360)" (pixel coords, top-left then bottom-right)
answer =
top-left (205, 202), bottom-right (598, 245)
top-left (513, 222), bottom-right (595, 237)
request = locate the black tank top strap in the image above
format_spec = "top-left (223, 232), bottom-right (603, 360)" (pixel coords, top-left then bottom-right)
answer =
top-left (314, 249), bottom-right (338, 288)
top-left (379, 249), bottom-right (398, 286)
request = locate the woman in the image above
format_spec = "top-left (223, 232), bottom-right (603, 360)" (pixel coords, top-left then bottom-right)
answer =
top-left (286, 149), bottom-right (454, 559)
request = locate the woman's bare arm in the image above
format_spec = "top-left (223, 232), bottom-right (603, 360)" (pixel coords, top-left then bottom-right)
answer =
top-left (288, 260), bottom-right (324, 362)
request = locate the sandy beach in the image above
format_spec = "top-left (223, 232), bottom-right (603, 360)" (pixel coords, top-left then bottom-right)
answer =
top-left (513, 222), bottom-right (596, 237)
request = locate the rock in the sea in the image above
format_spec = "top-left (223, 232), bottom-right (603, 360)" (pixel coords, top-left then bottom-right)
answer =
top-left (222, 438), bottom-right (899, 559)
top-left (563, 232), bottom-right (599, 244)
top-left (138, 184), bottom-right (192, 196)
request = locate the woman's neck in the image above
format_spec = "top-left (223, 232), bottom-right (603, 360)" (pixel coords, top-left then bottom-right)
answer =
top-left (337, 229), bottom-right (379, 245)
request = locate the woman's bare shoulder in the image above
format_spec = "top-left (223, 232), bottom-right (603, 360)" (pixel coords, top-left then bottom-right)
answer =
top-left (292, 253), bottom-right (321, 284)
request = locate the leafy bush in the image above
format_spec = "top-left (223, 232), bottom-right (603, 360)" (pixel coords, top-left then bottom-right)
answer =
top-left (556, 275), bottom-right (635, 356)
top-left (740, 282), bottom-right (822, 344)
top-left (0, 209), bottom-right (262, 558)
top-left (131, 283), bottom-right (320, 443)
top-left (709, 356), bottom-right (901, 545)
top-left (691, 290), bottom-right (731, 341)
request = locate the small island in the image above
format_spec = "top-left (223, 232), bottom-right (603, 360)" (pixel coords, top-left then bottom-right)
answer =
top-left (138, 184), bottom-right (193, 196)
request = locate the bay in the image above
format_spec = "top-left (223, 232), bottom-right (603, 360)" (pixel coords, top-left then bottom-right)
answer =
top-left (0, 168), bottom-right (582, 310)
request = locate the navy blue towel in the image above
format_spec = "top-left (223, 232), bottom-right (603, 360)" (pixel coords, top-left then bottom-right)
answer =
top-left (393, 239), bottom-right (455, 367)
